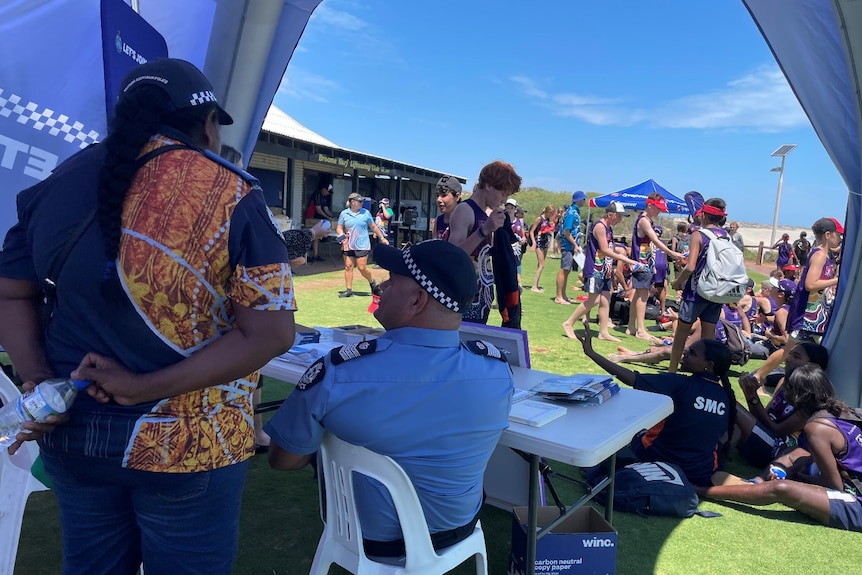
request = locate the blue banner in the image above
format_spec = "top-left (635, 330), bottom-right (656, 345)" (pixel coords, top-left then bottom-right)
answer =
top-left (101, 0), bottom-right (168, 121)
top-left (0, 0), bottom-right (106, 239)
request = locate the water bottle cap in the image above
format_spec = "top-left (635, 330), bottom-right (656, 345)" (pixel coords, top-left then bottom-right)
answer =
top-left (72, 379), bottom-right (90, 390)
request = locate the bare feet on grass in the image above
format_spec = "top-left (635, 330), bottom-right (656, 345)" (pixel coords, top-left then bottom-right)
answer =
top-left (562, 321), bottom-right (577, 339)
top-left (597, 333), bottom-right (621, 342)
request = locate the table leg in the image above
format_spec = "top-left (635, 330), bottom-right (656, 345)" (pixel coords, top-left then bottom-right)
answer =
top-left (604, 453), bottom-right (616, 524)
top-left (526, 453), bottom-right (540, 575)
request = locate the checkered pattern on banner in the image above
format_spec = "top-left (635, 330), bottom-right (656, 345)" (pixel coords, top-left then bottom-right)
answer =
top-left (189, 90), bottom-right (217, 107)
top-left (402, 249), bottom-right (460, 312)
top-left (0, 88), bottom-right (101, 149)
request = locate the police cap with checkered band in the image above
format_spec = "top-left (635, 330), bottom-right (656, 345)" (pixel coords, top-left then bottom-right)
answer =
top-left (119, 58), bottom-right (234, 125)
top-left (372, 239), bottom-right (477, 314)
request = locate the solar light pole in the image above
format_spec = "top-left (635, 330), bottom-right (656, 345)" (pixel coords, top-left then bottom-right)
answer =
top-left (769, 144), bottom-right (797, 245)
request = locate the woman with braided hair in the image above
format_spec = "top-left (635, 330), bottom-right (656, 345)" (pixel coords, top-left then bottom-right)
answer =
top-left (578, 323), bottom-right (736, 486)
top-left (0, 59), bottom-right (296, 574)
top-left (705, 365), bottom-right (862, 532)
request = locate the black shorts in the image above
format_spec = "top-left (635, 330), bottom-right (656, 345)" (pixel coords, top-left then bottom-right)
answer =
top-left (343, 249), bottom-right (370, 258)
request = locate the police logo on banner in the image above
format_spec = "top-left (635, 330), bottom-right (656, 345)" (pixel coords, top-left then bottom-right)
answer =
top-left (296, 358), bottom-right (325, 390)
top-left (464, 339), bottom-right (507, 362)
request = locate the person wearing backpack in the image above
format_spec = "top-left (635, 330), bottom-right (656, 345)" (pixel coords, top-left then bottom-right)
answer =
top-left (716, 302), bottom-right (752, 366)
top-left (668, 198), bottom-right (732, 373)
top-left (704, 365), bottom-right (862, 533)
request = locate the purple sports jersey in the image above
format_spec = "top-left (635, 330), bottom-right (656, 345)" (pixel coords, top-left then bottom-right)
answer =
top-left (584, 220), bottom-right (614, 280)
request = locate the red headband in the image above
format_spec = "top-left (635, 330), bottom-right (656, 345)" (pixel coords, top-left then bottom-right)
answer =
top-left (700, 204), bottom-right (727, 217)
top-left (646, 198), bottom-right (668, 212)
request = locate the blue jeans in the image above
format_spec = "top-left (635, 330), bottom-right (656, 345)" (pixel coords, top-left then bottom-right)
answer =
top-left (41, 449), bottom-right (248, 575)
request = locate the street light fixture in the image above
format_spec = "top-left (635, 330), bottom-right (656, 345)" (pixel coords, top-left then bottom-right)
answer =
top-left (769, 144), bottom-right (797, 245)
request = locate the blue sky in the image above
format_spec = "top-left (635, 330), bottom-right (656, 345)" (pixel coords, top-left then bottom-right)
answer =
top-left (273, 0), bottom-right (848, 227)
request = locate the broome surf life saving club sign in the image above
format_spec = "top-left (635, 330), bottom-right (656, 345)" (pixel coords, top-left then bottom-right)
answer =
top-left (0, 0), bottom-right (167, 240)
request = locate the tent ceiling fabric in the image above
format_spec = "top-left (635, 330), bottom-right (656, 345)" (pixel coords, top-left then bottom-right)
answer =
top-left (140, 0), bottom-right (324, 162)
top-left (744, 0), bottom-right (862, 404)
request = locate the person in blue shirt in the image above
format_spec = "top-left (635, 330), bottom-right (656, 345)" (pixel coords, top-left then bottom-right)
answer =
top-left (266, 239), bottom-right (513, 556)
top-left (336, 192), bottom-right (388, 298)
top-left (554, 190), bottom-right (586, 304)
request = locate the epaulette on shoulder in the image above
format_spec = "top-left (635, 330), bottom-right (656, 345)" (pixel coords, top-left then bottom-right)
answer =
top-left (463, 339), bottom-right (508, 362)
top-left (330, 339), bottom-right (379, 365)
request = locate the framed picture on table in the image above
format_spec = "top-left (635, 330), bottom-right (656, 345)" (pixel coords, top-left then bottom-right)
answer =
top-left (458, 322), bottom-right (530, 368)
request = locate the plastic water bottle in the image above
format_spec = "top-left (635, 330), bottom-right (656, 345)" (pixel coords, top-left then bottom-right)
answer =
top-left (0, 378), bottom-right (89, 448)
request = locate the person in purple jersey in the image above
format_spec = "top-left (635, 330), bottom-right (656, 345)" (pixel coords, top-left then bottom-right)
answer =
top-left (561, 201), bottom-right (638, 341)
top-left (431, 176), bottom-right (462, 240)
top-left (447, 160), bottom-right (522, 324)
top-left (705, 365), bottom-right (862, 532)
top-left (627, 193), bottom-right (681, 341)
top-left (668, 197), bottom-right (729, 373)
top-left (786, 217), bottom-right (842, 349)
top-left (651, 225), bottom-right (670, 313)
top-left (732, 343), bottom-right (828, 468)
top-left (771, 233), bottom-right (794, 270)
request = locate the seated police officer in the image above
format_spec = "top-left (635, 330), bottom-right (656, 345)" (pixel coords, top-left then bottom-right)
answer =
top-left (266, 239), bottom-right (514, 557)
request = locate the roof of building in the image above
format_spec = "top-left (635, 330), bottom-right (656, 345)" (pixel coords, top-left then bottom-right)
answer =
top-left (260, 106), bottom-right (465, 182)
top-left (261, 105), bottom-right (338, 148)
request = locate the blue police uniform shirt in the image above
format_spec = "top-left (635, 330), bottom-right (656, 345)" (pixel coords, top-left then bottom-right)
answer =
top-left (338, 208), bottom-right (375, 251)
top-left (264, 327), bottom-right (514, 541)
top-left (632, 372), bottom-right (730, 485)
top-left (560, 204), bottom-right (581, 252)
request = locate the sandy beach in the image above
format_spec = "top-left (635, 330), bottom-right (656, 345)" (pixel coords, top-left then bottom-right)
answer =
top-left (734, 222), bottom-right (809, 252)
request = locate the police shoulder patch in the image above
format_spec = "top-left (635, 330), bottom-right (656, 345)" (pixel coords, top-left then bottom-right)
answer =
top-left (330, 339), bottom-right (378, 365)
top-left (463, 339), bottom-right (507, 362)
top-left (296, 358), bottom-right (325, 391)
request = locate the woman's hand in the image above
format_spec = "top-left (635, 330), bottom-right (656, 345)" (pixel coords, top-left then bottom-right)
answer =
top-left (72, 353), bottom-right (150, 406)
top-left (6, 378), bottom-right (69, 455)
top-left (739, 373), bottom-right (761, 397)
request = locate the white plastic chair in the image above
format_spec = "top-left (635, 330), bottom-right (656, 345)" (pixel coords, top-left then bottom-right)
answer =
top-left (309, 433), bottom-right (488, 575)
top-left (0, 370), bottom-right (49, 575)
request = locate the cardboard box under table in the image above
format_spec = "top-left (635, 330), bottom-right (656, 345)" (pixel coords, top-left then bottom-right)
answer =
top-left (509, 506), bottom-right (617, 575)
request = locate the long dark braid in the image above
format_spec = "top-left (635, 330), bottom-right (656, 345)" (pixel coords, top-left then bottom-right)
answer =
top-left (97, 85), bottom-right (214, 268)
top-left (701, 339), bottom-right (736, 462)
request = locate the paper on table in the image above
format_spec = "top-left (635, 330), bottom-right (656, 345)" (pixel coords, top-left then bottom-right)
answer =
top-left (509, 400), bottom-right (567, 427)
top-left (531, 374), bottom-right (612, 395)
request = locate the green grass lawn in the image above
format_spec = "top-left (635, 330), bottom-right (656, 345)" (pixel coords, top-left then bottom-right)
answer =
top-left (9, 251), bottom-right (857, 574)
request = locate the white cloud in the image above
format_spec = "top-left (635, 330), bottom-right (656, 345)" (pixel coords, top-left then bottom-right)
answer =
top-left (653, 66), bottom-right (806, 130)
top-left (511, 66), bottom-right (807, 131)
top-left (278, 67), bottom-right (340, 103)
top-left (310, 4), bottom-right (368, 31)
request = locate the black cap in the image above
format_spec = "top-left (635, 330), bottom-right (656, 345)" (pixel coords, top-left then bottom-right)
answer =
top-left (373, 239), bottom-right (477, 313)
top-left (119, 58), bottom-right (233, 125)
